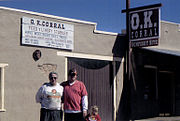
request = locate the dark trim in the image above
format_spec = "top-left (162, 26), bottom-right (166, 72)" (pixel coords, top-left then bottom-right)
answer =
top-left (122, 3), bottom-right (162, 13)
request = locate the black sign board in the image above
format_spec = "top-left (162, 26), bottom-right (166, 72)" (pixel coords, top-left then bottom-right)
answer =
top-left (129, 7), bottom-right (160, 47)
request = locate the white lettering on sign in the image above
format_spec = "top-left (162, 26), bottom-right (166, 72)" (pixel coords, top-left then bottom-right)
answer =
top-left (129, 7), bottom-right (160, 47)
top-left (131, 13), bottom-right (139, 30)
top-left (21, 17), bottom-right (74, 50)
top-left (131, 39), bottom-right (158, 47)
top-left (144, 11), bottom-right (153, 29)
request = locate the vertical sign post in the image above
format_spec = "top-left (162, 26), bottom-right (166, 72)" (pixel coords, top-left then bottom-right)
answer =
top-left (121, 0), bottom-right (131, 119)
top-left (122, 3), bottom-right (162, 119)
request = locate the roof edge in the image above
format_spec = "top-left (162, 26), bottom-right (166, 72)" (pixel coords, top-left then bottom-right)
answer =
top-left (161, 20), bottom-right (180, 25)
top-left (0, 6), bottom-right (97, 25)
top-left (0, 6), bottom-right (122, 36)
top-left (93, 30), bottom-right (119, 36)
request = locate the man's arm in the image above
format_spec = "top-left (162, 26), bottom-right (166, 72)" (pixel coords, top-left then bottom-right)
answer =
top-left (82, 95), bottom-right (88, 117)
top-left (35, 86), bottom-right (43, 103)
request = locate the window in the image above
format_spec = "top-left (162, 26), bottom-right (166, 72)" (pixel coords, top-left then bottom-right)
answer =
top-left (0, 63), bottom-right (8, 112)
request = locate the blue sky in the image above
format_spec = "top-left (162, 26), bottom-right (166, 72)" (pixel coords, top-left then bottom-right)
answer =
top-left (0, 0), bottom-right (180, 33)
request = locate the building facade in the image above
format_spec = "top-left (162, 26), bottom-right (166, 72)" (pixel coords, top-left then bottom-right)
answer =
top-left (130, 21), bottom-right (180, 119)
top-left (1, 6), bottom-right (180, 121)
top-left (0, 7), bottom-right (126, 121)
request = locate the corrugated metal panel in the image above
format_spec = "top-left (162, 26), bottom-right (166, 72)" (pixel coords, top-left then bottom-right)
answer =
top-left (68, 58), bottom-right (113, 121)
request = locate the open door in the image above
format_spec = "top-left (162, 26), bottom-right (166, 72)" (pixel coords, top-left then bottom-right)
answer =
top-left (158, 71), bottom-right (175, 116)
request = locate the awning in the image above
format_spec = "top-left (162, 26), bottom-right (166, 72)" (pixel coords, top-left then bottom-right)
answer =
top-left (141, 47), bottom-right (180, 57)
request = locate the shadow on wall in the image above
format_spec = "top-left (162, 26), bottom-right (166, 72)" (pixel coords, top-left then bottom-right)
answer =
top-left (112, 34), bottom-right (131, 121)
top-left (112, 34), bottom-right (127, 58)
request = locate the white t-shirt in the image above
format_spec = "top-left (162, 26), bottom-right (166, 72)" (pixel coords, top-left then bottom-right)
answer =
top-left (36, 82), bottom-right (63, 110)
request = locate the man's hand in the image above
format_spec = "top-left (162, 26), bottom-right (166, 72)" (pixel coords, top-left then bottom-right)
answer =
top-left (83, 110), bottom-right (87, 118)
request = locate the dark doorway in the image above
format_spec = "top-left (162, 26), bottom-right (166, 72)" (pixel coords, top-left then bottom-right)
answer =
top-left (158, 71), bottom-right (175, 116)
top-left (68, 57), bottom-right (113, 121)
top-left (142, 66), bottom-right (158, 117)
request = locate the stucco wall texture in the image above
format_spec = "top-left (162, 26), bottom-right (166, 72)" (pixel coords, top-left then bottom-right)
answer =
top-left (0, 7), bottom-right (123, 121)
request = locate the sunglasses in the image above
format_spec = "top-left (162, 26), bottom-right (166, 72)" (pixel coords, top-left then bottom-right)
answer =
top-left (50, 77), bottom-right (57, 80)
top-left (70, 72), bottom-right (78, 77)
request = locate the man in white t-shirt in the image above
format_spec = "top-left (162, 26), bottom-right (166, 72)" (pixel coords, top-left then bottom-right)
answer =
top-left (36, 72), bottom-right (64, 121)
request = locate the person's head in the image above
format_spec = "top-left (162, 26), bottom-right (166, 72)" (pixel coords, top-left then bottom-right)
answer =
top-left (49, 72), bottom-right (58, 86)
top-left (91, 105), bottom-right (99, 116)
top-left (68, 68), bottom-right (78, 82)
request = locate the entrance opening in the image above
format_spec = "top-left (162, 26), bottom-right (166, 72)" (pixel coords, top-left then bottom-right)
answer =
top-left (67, 57), bottom-right (113, 121)
top-left (158, 71), bottom-right (175, 116)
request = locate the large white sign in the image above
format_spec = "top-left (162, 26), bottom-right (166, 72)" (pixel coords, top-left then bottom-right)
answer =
top-left (130, 7), bottom-right (160, 47)
top-left (22, 17), bottom-right (74, 50)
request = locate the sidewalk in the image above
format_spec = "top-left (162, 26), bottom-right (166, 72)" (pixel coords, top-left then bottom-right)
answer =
top-left (136, 116), bottom-right (180, 121)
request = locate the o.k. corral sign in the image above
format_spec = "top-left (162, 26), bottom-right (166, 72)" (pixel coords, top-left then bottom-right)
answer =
top-left (129, 4), bottom-right (161, 47)
top-left (22, 17), bottom-right (74, 50)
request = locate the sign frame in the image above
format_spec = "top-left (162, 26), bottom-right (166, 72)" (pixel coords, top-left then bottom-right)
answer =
top-left (127, 4), bottom-right (161, 48)
top-left (21, 16), bottom-right (74, 50)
